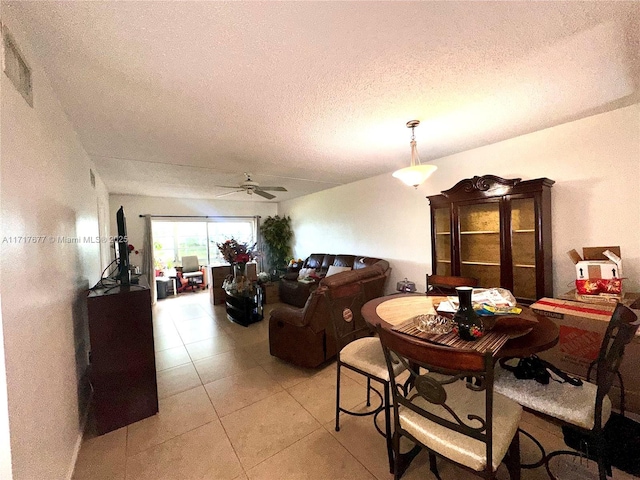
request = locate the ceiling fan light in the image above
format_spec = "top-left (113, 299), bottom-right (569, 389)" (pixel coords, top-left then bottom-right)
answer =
top-left (392, 164), bottom-right (438, 188)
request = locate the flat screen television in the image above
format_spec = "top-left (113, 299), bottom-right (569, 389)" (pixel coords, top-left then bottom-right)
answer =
top-left (116, 206), bottom-right (130, 285)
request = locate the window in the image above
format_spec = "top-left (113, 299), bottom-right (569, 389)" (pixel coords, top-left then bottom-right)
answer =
top-left (208, 220), bottom-right (256, 265)
top-left (151, 217), bottom-right (257, 269)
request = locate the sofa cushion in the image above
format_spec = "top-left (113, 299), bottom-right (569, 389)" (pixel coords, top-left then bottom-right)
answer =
top-left (321, 264), bottom-right (385, 289)
top-left (305, 254), bottom-right (326, 270)
top-left (333, 255), bottom-right (355, 268)
top-left (326, 265), bottom-right (351, 277)
top-left (321, 254), bottom-right (336, 272)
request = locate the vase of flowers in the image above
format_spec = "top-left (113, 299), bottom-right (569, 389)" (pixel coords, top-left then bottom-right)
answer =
top-left (217, 239), bottom-right (257, 291)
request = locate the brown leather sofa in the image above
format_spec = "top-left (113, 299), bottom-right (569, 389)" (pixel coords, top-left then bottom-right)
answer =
top-left (279, 254), bottom-right (388, 307)
top-left (269, 255), bottom-right (390, 367)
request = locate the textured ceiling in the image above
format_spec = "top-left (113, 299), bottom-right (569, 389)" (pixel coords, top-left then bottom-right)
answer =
top-left (5, 1), bottom-right (639, 202)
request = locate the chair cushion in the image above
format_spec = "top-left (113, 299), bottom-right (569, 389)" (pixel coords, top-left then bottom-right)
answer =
top-left (399, 379), bottom-right (522, 472)
top-left (183, 271), bottom-right (203, 279)
top-left (494, 364), bottom-right (611, 431)
top-left (340, 337), bottom-right (405, 381)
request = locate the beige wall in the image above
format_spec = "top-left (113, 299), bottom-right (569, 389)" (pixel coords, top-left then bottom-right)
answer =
top-left (1, 12), bottom-right (109, 480)
top-left (280, 104), bottom-right (640, 297)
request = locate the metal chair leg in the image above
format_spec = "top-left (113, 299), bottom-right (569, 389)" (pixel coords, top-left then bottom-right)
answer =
top-left (505, 431), bottom-right (521, 480)
top-left (335, 361), bottom-right (341, 432)
top-left (384, 381), bottom-right (393, 474)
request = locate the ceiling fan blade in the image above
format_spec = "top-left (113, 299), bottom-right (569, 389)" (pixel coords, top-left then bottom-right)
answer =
top-left (215, 185), bottom-right (244, 189)
top-left (257, 186), bottom-right (287, 192)
top-left (254, 189), bottom-right (276, 200)
top-left (215, 189), bottom-right (244, 198)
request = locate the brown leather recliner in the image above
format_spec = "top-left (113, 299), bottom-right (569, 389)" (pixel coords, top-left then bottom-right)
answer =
top-left (269, 259), bottom-right (390, 368)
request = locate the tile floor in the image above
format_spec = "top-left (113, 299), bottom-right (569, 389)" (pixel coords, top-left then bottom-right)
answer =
top-left (73, 290), bottom-right (635, 480)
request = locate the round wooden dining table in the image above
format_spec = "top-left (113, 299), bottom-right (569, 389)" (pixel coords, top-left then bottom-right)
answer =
top-left (362, 293), bottom-right (559, 358)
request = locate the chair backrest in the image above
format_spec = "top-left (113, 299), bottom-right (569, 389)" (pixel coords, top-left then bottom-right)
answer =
top-left (181, 256), bottom-right (200, 273)
top-left (377, 326), bottom-right (497, 472)
top-left (593, 303), bottom-right (639, 429)
top-left (427, 275), bottom-right (479, 295)
top-left (324, 280), bottom-right (372, 353)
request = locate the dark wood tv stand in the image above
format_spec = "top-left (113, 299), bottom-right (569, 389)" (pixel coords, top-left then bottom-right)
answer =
top-left (87, 277), bottom-right (158, 435)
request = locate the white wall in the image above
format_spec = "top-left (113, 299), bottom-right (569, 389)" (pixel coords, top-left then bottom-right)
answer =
top-left (1, 11), bottom-right (109, 480)
top-left (280, 104), bottom-right (640, 297)
top-left (109, 194), bottom-right (278, 260)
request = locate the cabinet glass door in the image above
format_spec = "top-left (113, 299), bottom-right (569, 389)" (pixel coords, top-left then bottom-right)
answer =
top-left (511, 198), bottom-right (536, 300)
top-left (433, 207), bottom-right (451, 275)
top-left (458, 202), bottom-right (500, 287)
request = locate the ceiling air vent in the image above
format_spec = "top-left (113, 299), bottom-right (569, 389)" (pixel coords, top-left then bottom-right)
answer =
top-left (2, 25), bottom-right (33, 107)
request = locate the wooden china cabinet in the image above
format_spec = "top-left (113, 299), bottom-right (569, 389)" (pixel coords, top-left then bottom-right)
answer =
top-left (428, 175), bottom-right (554, 304)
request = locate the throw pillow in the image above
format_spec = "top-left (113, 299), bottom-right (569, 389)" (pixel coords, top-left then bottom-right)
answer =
top-left (326, 265), bottom-right (352, 277)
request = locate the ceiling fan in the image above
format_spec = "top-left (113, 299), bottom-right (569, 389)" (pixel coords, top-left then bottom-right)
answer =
top-left (215, 173), bottom-right (287, 200)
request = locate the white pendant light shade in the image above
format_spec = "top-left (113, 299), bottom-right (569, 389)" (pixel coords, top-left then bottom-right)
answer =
top-left (392, 164), bottom-right (438, 187)
top-left (393, 120), bottom-right (437, 188)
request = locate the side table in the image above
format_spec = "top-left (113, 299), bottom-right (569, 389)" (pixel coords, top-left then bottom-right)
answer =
top-left (156, 276), bottom-right (177, 299)
top-left (225, 284), bottom-right (263, 327)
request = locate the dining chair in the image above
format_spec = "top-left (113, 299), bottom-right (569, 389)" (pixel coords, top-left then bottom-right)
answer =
top-left (324, 278), bottom-right (406, 474)
top-left (494, 303), bottom-right (639, 480)
top-left (426, 274), bottom-right (479, 295)
top-left (377, 326), bottom-right (522, 480)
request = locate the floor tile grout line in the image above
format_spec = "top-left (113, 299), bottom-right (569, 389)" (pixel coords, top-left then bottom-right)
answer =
top-left (242, 423), bottom-right (326, 475)
top-left (216, 405), bottom-right (251, 479)
top-left (125, 419), bottom-right (220, 461)
top-left (318, 420), bottom-right (383, 480)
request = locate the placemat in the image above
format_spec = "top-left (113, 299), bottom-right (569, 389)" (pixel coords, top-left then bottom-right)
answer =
top-left (392, 319), bottom-right (511, 355)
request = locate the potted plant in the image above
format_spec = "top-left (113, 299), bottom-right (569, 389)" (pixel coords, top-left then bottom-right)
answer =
top-left (260, 215), bottom-right (293, 279)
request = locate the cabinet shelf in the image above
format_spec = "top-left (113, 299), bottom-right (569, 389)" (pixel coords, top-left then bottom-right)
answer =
top-left (514, 264), bottom-right (536, 268)
top-left (436, 232), bottom-right (451, 235)
top-left (460, 230), bottom-right (500, 235)
top-left (461, 261), bottom-right (500, 266)
top-left (513, 229), bottom-right (535, 233)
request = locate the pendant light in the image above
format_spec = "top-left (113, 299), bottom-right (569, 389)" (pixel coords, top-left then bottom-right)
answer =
top-left (392, 120), bottom-right (437, 188)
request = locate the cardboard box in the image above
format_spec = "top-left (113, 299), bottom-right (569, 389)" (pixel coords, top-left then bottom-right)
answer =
top-left (210, 286), bottom-right (226, 305)
top-left (531, 297), bottom-right (640, 414)
top-left (567, 246), bottom-right (623, 297)
top-left (210, 265), bottom-right (232, 288)
top-left (262, 282), bottom-right (280, 304)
